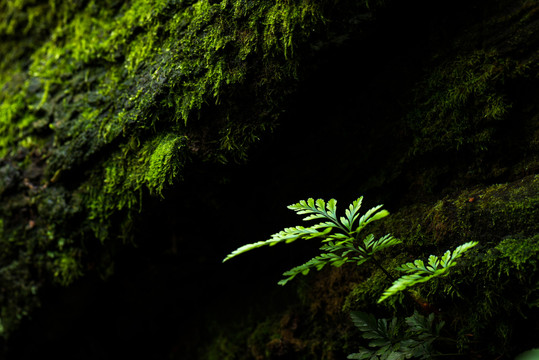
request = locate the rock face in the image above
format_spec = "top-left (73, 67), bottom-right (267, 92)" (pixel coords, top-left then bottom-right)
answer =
top-left (0, 0), bottom-right (538, 358)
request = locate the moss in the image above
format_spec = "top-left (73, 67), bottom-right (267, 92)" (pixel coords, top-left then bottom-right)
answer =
top-left (447, 233), bottom-right (539, 356)
top-left (407, 50), bottom-right (518, 157)
top-left (496, 234), bottom-right (539, 271)
top-left (0, 0), bottom-right (385, 339)
top-left (342, 268), bottom-right (399, 314)
top-left (396, 0), bottom-right (539, 194)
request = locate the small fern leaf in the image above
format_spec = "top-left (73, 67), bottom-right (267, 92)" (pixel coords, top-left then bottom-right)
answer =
top-left (439, 250), bottom-right (452, 268)
top-left (378, 273), bottom-right (436, 303)
top-left (278, 252), bottom-right (349, 285)
top-left (326, 198), bottom-right (338, 220)
top-left (361, 234), bottom-right (401, 255)
top-left (224, 196), bottom-right (395, 287)
top-left (350, 311), bottom-right (381, 338)
top-left (363, 234), bottom-right (376, 249)
top-left (370, 234), bottom-right (402, 253)
top-left (379, 241), bottom-right (479, 302)
top-left (427, 255), bottom-right (439, 271)
top-left (350, 312), bottom-right (406, 360)
top-left (344, 196), bottom-right (363, 231)
top-left (347, 351), bottom-right (375, 360)
top-left (451, 241), bottom-right (479, 261)
top-left (223, 226), bottom-right (331, 262)
top-left (302, 213), bottom-right (327, 221)
top-left (287, 198), bottom-right (317, 214)
top-left (355, 205), bottom-right (389, 233)
top-left (316, 198), bottom-right (326, 211)
top-left (288, 198), bottom-right (344, 230)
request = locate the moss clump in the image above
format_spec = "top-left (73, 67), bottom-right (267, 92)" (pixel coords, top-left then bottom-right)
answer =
top-left (449, 233), bottom-right (539, 356)
top-left (393, 0), bottom-right (539, 195)
top-left (407, 50), bottom-right (527, 157)
top-left (496, 234), bottom-right (539, 271)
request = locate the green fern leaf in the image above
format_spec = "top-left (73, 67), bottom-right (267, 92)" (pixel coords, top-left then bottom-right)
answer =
top-left (223, 226), bottom-right (331, 262)
top-left (369, 234), bottom-right (402, 254)
top-left (224, 196), bottom-right (396, 285)
top-left (340, 197), bottom-right (363, 231)
top-left (349, 311), bottom-right (445, 360)
top-left (355, 205), bottom-right (389, 233)
top-left (451, 241), bottom-right (479, 262)
top-left (378, 241), bottom-right (478, 302)
top-left (278, 252), bottom-right (350, 285)
top-left (350, 311), bottom-right (386, 340)
top-left (406, 311), bottom-right (444, 339)
top-left (288, 198), bottom-right (346, 231)
top-left (349, 312), bottom-right (407, 360)
top-left (426, 255), bottom-right (440, 271)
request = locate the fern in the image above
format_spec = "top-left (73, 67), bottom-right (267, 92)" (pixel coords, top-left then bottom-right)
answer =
top-left (222, 225), bottom-right (332, 261)
top-left (223, 197), bottom-right (399, 285)
top-left (348, 311), bottom-right (445, 360)
top-left (378, 241), bottom-right (478, 303)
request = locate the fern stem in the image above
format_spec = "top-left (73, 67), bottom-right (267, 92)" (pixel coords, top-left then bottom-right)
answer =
top-left (371, 256), bottom-right (436, 313)
top-left (371, 256), bottom-right (396, 282)
top-left (371, 257), bottom-right (425, 311)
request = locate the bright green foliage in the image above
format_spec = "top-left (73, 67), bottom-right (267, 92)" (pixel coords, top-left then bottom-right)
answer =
top-left (378, 241), bottom-right (478, 303)
top-left (348, 311), bottom-right (444, 360)
top-left (224, 197), bottom-right (399, 285)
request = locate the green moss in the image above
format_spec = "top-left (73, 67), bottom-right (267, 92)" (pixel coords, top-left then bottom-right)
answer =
top-left (0, 0), bottom-right (366, 338)
top-left (447, 233), bottom-right (539, 356)
top-left (496, 234), bottom-right (539, 271)
top-left (407, 50), bottom-right (527, 157)
top-left (343, 268), bottom-right (400, 314)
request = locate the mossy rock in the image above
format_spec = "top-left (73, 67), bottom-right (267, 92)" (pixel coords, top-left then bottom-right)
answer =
top-left (342, 174), bottom-right (539, 357)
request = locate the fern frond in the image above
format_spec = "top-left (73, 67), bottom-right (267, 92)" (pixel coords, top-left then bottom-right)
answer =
top-left (405, 311), bottom-right (444, 338)
top-left (340, 197), bottom-right (363, 231)
top-left (354, 205), bottom-right (389, 234)
top-left (223, 226), bottom-right (331, 262)
top-left (378, 241), bottom-right (478, 302)
top-left (450, 241), bottom-right (479, 263)
top-left (349, 312), bottom-right (405, 360)
top-left (224, 196), bottom-right (396, 286)
top-left (349, 311), bottom-right (445, 360)
top-left (278, 252), bottom-right (353, 285)
top-left (288, 198), bottom-right (346, 231)
top-left (362, 233), bottom-right (401, 255)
